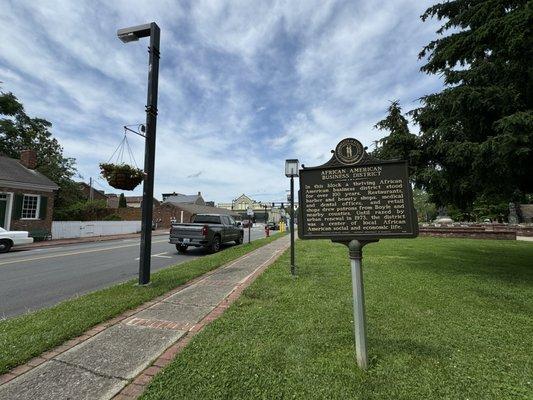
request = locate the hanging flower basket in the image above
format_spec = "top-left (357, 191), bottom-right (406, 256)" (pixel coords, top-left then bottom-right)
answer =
top-left (99, 163), bottom-right (145, 190)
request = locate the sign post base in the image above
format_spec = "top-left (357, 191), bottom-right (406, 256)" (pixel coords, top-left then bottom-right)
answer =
top-left (335, 239), bottom-right (378, 370)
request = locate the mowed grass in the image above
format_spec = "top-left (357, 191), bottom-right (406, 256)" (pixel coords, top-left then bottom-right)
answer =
top-left (142, 237), bottom-right (533, 400)
top-left (0, 233), bottom-right (282, 374)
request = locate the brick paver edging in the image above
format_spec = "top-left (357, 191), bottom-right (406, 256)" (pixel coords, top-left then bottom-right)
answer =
top-left (112, 243), bottom-right (289, 400)
top-left (0, 236), bottom-right (289, 394)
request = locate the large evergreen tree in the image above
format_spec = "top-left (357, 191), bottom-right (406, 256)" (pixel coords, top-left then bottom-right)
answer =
top-left (373, 100), bottom-right (421, 179)
top-left (411, 0), bottom-right (532, 213)
top-left (0, 90), bottom-right (84, 208)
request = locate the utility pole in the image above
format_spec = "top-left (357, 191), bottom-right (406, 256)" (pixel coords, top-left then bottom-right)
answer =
top-left (89, 177), bottom-right (94, 201)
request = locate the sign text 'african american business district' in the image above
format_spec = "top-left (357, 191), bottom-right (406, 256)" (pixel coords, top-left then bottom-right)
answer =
top-left (298, 139), bottom-right (418, 241)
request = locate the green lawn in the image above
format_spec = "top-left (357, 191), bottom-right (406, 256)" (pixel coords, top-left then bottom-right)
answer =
top-left (142, 237), bottom-right (533, 400)
top-left (0, 233), bottom-right (282, 374)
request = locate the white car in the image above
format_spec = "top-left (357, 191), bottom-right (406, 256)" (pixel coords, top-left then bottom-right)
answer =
top-left (0, 227), bottom-right (34, 253)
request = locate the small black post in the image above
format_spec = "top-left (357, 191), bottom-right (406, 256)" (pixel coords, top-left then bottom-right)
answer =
top-left (138, 23), bottom-right (160, 285)
top-left (248, 220), bottom-right (251, 244)
top-left (290, 175), bottom-right (296, 276)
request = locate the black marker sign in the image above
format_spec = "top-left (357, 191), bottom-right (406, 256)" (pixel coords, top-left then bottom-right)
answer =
top-left (297, 137), bottom-right (418, 370)
top-left (298, 142), bottom-right (418, 241)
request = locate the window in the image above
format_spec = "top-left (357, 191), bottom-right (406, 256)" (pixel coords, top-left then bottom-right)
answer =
top-left (193, 215), bottom-right (221, 224)
top-left (21, 195), bottom-right (40, 219)
top-left (228, 216), bottom-right (236, 225)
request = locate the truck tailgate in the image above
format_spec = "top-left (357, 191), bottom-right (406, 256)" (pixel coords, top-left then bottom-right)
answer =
top-left (170, 224), bottom-right (204, 239)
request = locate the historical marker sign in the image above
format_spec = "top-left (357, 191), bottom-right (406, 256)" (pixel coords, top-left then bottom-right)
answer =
top-left (296, 137), bottom-right (418, 369)
top-left (298, 161), bottom-right (418, 240)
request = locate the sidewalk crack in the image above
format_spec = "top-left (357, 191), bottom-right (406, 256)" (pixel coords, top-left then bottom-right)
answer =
top-left (51, 359), bottom-right (128, 382)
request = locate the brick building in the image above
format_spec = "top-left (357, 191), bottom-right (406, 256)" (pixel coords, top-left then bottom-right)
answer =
top-left (107, 195), bottom-right (161, 209)
top-left (154, 202), bottom-right (241, 229)
top-left (0, 150), bottom-right (58, 234)
top-left (78, 182), bottom-right (108, 201)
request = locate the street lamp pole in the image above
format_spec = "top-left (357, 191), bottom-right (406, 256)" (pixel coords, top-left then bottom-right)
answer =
top-left (117, 22), bottom-right (160, 285)
top-left (290, 175), bottom-right (295, 275)
top-left (285, 159), bottom-right (299, 277)
top-left (263, 204), bottom-right (268, 223)
top-left (246, 207), bottom-right (254, 244)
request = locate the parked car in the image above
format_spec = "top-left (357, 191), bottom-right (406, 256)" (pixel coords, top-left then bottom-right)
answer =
top-left (169, 214), bottom-right (244, 254)
top-left (266, 221), bottom-right (279, 230)
top-left (0, 227), bottom-right (34, 253)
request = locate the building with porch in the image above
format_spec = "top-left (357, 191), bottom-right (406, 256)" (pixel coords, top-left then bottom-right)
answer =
top-left (0, 150), bottom-right (58, 235)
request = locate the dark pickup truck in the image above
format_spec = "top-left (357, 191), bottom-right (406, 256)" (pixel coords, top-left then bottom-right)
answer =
top-left (169, 214), bottom-right (244, 253)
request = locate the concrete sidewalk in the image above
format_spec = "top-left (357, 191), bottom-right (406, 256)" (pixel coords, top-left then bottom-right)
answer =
top-left (0, 235), bottom-right (290, 400)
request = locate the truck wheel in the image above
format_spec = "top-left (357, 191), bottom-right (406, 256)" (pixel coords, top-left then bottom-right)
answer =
top-left (209, 236), bottom-right (221, 253)
top-left (235, 233), bottom-right (243, 245)
top-left (0, 240), bottom-right (12, 253)
top-left (176, 244), bottom-right (188, 253)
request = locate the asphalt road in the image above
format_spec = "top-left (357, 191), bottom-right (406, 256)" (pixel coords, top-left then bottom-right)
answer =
top-left (0, 227), bottom-right (269, 319)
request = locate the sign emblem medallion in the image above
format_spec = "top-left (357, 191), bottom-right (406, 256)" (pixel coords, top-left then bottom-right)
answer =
top-left (335, 138), bottom-right (364, 165)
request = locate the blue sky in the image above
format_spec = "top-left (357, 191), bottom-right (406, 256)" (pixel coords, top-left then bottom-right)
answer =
top-left (0, 0), bottom-right (443, 203)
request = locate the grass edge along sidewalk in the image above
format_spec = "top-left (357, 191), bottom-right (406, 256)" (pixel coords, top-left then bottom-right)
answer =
top-left (141, 237), bottom-right (533, 400)
top-left (0, 233), bottom-right (284, 376)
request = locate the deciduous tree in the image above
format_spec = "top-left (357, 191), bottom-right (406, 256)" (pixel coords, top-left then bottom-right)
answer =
top-left (0, 90), bottom-right (84, 209)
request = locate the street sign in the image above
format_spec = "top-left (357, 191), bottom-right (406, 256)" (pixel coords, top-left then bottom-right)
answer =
top-left (297, 137), bottom-right (418, 370)
top-left (246, 208), bottom-right (254, 217)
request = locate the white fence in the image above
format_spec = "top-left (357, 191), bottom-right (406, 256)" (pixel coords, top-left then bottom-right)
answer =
top-left (52, 221), bottom-right (142, 239)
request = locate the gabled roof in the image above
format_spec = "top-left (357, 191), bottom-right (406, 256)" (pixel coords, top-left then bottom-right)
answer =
top-left (163, 201), bottom-right (240, 217)
top-left (164, 194), bottom-right (202, 204)
top-left (235, 194), bottom-right (253, 203)
top-left (126, 196), bottom-right (160, 205)
top-left (0, 155), bottom-right (59, 191)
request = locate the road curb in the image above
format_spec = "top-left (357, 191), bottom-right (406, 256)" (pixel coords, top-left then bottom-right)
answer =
top-left (0, 235), bottom-right (289, 397)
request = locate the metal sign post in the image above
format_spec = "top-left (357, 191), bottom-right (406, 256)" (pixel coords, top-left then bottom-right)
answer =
top-left (297, 137), bottom-right (419, 369)
top-left (348, 239), bottom-right (378, 368)
top-left (246, 207), bottom-right (254, 244)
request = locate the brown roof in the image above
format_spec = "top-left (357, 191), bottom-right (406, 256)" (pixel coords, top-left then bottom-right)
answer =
top-left (126, 196), bottom-right (161, 205)
top-left (163, 201), bottom-right (241, 218)
top-left (163, 194), bottom-right (204, 204)
top-left (0, 155), bottom-right (58, 190)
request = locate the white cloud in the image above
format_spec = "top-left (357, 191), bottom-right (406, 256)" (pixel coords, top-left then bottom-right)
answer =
top-left (1, 0), bottom-right (443, 203)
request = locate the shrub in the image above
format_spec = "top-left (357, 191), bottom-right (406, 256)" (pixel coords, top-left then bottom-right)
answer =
top-left (102, 213), bottom-right (122, 221)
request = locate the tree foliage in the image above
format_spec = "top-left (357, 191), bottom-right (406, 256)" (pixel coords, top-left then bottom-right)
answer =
top-left (412, 188), bottom-right (438, 222)
top-left (53, 200), bottom-right (111, 221)
top-left (118, 193), bottom-right (127, 208)
top-left (0, 90), bottom-right (84, 209)
top-left (410, 0), bottom-right (532, 212)
top-left (373, 100), bottom-right (421, 179)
